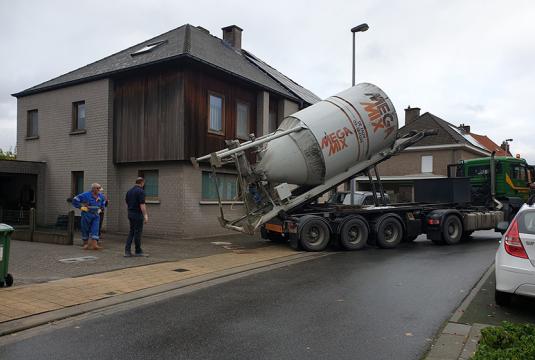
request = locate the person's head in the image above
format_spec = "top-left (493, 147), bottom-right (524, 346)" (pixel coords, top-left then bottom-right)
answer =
top-left (135, 177), bottom-right (144, 187)
top-left (91, 183), bottom-right (101, 195)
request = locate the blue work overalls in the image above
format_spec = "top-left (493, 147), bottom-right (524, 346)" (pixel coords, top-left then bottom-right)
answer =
top-left (72, 191), bottom-right (105, 241)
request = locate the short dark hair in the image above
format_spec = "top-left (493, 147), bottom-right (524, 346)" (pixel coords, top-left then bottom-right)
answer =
top-left (135, 177), bottom-right (144, 184)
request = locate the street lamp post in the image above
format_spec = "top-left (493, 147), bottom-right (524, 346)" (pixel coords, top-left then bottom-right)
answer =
top-left (349, 23), bottom-right (369, 205)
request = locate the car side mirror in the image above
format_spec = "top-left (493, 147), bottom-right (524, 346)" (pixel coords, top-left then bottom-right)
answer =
top-left (496, 221), bottom-right (509, 234)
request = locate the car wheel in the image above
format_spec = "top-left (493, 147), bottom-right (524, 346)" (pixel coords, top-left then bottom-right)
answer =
top-left (375, 216), bottom-right (403, 249)
top-left (442, 215), bottom-right (463, 245)
top-left (339, 217), bottom-right (368, 250)
top-left (495, 289), bottom-right (513, 306)
top-left (299, 217), bottom-right (330, 252)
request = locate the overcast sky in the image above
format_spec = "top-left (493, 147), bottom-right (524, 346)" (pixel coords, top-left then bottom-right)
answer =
top-left (1, 0), bottom-right (534, 161)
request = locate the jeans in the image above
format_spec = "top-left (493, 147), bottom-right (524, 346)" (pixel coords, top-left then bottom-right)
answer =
top-left (125, 215), bottom-right (144, 254)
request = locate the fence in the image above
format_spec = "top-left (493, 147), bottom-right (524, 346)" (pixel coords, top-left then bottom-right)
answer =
top-left (0, 208), bottom-right (31, 226)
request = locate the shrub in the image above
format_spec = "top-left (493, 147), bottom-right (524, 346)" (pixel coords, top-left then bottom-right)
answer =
top-left (472, 322), bottom-right (535, 360)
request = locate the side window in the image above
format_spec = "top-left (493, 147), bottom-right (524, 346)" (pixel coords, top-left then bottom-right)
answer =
top-left (511, 165), bottom-right (527, 181)
top-left (27, 109), bottom-right (38, 138)
top-left (72, 101), bottom-right (86, 131)
top-left (201, 172), bottom-right (238, 201)
top-left (236, 101), bottom-right (250, 140)
top-left (421, 155), bottom-right (433, 173)
top-left (208, 93), bottom-right (224, 134)
top-left (71, 171), bottom-right (84, 196)
top-left (138, 170), bottom-right (159, 199)
top-left (467, 165), bottom-right (490, 177)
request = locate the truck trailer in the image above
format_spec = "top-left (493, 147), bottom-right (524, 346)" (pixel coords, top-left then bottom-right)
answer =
top-left (192, 83), bottom-right (531, 252)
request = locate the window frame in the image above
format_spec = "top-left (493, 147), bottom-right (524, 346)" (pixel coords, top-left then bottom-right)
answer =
top-left (421, 155), bottom-right (433, 173)
top-left (72, 101), bottom-right (86, 133)
top-left (207, 92), bottom-right (225, 136)
top-left (71, 171), bottom-right (84, 197)
top-left (200, 171), bottom-right (240, 203)
top-left (236, 100), bottom-right (250, 140)
top-left (26, 109), bottom-right (39, 138)
top-left (138, 169), bottom-right (159, 201)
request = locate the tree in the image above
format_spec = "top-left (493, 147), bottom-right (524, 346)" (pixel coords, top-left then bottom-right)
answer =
top-left (0, 147), bottom-right (16, 160)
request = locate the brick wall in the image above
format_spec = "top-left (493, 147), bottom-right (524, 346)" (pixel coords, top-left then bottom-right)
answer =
top-left (16, 79), bottom-right (112, 225)
top-left (377, 148), bottom-right (483, 176)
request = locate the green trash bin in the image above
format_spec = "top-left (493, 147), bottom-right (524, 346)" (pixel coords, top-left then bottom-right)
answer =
top-left (0, 223), bottom-right (14, 287)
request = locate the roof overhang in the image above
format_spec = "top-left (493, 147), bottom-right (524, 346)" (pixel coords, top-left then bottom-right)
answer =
top-left (403, 143), bottom-right (491, 157)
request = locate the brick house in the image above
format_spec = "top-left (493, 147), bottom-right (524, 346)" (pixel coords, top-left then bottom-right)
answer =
top-left (355, 107), bottom-right (508, 202)
top-left (10, 24), bottom-right (320, 238)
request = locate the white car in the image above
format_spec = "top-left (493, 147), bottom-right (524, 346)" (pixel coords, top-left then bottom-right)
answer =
top-left (495, 203), bottom-right (535, 306)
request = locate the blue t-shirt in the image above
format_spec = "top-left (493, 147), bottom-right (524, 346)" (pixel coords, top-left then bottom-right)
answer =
top-left (125, 185), bottom-right (145, 217)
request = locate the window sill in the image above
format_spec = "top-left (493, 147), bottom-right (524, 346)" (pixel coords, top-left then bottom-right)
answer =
top-left (70, 129), bottom-right (87, 135)
top-left (25, 136), bottom-right (39, 140)
top-left (207, 130), bottom-right (225, 136)
top-left (199, 201), bottom-right (244, 205)
top-left (145, 199), bottom-right (160, 204)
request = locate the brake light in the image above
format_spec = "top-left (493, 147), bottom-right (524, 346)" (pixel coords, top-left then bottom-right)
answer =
top-left (504, 219), bottom-right (528, 259)
top-left (428, 219), bottom-right (440, 225)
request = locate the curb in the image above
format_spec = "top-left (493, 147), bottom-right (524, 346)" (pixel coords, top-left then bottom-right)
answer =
top-left (424, 263), bottom-right (494, 360)
top-left (0, 251), bottom-right (328, 338)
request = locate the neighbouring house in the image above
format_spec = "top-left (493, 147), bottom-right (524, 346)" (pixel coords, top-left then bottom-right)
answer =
top-left (10, 24), bottom-right (320, 238)
top-left (355, 106), bottom-right (510, 202)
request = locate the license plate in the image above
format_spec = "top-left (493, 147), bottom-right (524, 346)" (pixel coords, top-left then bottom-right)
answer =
top-left (265, 223), bottom-right (283, 233)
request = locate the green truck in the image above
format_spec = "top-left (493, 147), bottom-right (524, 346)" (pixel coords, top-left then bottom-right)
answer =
top-left (450, 155), bottom-right (534, 220)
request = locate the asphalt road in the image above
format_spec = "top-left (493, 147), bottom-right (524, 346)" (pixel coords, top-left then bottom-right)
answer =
top-left (0, 231), bottom-right (500, 360)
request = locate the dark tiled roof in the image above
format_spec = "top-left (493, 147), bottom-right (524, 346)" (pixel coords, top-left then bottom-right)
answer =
top-left (13, 24), bottom-right (318, 104)
top-left (243, 50), bottom-right (321, 104)
top-left (399, 112), bottom-right (489, 153)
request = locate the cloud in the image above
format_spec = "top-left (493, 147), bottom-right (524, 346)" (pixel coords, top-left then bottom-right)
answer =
top-left (1, 0), bottom-right (534, 163)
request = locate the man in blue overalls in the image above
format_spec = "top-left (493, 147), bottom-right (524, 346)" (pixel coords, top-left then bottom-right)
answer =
top-left (72, 183), bottom-right (106, 250)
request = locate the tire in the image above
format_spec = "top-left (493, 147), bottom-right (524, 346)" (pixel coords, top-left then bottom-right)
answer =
top-left (442, 215), bottom-right (463, 245)
top-left (375, 216), bottom-right (403, 249)
top-left (5, 274), bottom-right (13, 287)
top-left (299, 217), bottom-right (331, 252)
top-left (495, 289), bottom-right (513, 306)
top-left (339, 217), bottom-right (368, 251)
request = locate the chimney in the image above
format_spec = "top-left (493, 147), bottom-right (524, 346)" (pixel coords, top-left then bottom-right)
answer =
top-left (404, 106), bottom-right (421, 125)
top-left (459, 123), bottom-right (471, 133)
top-left (222, 25), bottom-right (243, 50)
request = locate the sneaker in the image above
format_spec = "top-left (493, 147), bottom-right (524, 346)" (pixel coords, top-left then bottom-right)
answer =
top-left (124, 252), bottom-right (132, 257)
top-left (134, 252), bottom-right (148, 257)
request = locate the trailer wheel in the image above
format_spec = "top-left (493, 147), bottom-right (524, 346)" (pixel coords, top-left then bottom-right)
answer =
top-left (442, 215), bottom-right (463, 245)
top-left (339, 217), bottom-right (368, 251)
top-left (375, 216), bottom-right (403, 249)
top-left (299, 217), bottom-right (331, 252)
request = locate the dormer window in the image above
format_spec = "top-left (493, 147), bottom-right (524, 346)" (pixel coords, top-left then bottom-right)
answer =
top-left (131, 40), bottom-right (167, 56)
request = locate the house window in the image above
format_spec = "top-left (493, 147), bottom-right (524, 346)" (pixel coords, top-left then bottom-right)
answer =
top-left (131, 40), bottom-right (167, 56)
top-left (236, 102), bottom-right (250, 139)
top-left (27, 109), bottom-right (38, 137)
top-left (201, 172), bottom-right (238, 201)
top-left (138, 170), bottom-right (159, 198)
top-left (208, 94), bottom-right (224, 134)
top-left (72, 171), bottom-right (84, 196)
top-left (421, 155), bottom-right (433, 173)
top-left (72, 101), bottom-right (86, 131)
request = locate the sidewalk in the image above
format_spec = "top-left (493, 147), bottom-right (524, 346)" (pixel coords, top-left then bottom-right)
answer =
top-left (0, 232), bottom-right (318, 335)
top-left (425, 265), bottom-right (535, 360)
top-left (9, 232), bottom-right (269, 285)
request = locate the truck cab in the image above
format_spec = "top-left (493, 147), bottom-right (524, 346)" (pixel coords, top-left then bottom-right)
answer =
top-left (451, 156), bottom-right (534, 213)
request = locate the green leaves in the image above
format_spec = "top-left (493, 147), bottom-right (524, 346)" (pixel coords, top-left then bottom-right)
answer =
top-left (472, 322), bottom-right (535, 360)
top-left (0, 148), bottom-right (16, 160)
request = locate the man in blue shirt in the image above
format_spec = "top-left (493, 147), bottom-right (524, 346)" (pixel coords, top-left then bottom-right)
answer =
top-left (124, 177), bottom-right (149, 257)
top-left (72, 183), bottom-right (106, 250)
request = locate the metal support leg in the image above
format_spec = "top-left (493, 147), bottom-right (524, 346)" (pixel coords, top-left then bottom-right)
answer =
top-left (374, 165), bottom-right (387, 206)
top-left (366, 170), bottom-right (379, 206)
